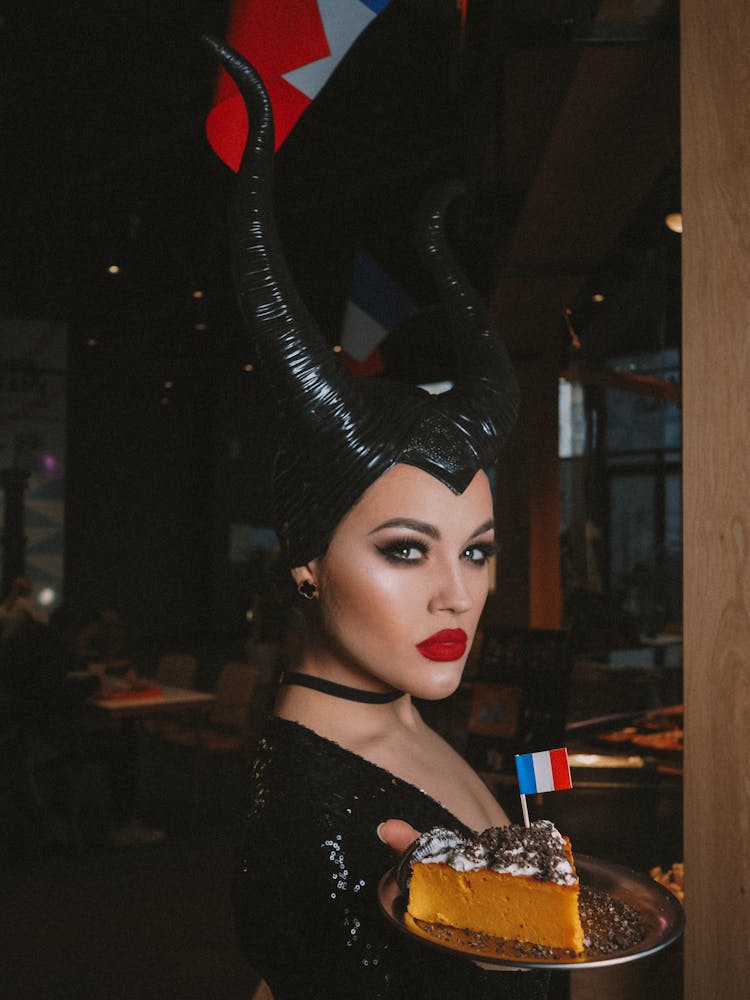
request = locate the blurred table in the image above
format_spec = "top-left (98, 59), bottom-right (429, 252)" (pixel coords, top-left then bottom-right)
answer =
top-left (479, 706), bottom-right (683, 873)
top-left (568, 705), bottom-right (683, 777)
top-left (88, 685), bottom-right (215, 719)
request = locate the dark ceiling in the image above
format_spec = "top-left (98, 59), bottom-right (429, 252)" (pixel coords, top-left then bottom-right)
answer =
top-left (2, 0), bottom-right (681, 391)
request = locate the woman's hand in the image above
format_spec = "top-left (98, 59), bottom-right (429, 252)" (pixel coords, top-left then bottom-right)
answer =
top-left (376, 819), bottom-right (420, 854)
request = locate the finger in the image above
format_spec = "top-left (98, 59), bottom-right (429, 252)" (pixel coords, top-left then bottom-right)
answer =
top-left (377, 819), bottom-right (420, 854)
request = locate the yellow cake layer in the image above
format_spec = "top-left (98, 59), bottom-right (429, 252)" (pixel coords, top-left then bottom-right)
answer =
top-left (408, 862), bottom-right (584, 953)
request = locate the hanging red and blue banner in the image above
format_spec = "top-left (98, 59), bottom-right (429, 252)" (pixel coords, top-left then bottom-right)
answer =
top-left (206, 0), bottom-right (394, 169)
top-left (339, 249), bottom-right (416, 377)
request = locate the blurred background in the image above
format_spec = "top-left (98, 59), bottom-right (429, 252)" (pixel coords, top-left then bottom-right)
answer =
top-left (1, 3), bottom-right (684, 996)
top-left (1, 0), bottom-right (682, 655)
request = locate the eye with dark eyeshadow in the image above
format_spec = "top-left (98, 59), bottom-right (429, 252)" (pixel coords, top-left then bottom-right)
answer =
top-left (462, 542), bottom-right (498, 565)
top-left (376, 537), bottom-right (429, 564)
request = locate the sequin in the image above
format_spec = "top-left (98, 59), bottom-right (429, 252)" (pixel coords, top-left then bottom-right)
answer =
top-left (232, 715), bottom-right (550, 999)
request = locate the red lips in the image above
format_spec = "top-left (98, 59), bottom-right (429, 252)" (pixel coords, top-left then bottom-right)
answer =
top-left (416, 628), bottom-right (468, 662)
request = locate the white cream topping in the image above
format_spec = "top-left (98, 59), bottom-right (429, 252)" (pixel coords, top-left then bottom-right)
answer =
top-left (412, 820), bottom-right (577, 886)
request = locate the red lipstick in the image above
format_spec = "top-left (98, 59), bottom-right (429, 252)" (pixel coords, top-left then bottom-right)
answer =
top-left (416, 628), bottom-right (468, 662)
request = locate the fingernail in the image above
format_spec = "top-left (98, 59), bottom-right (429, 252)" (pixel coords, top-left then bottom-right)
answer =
top-left (376, 822), bottom-right (387, 843)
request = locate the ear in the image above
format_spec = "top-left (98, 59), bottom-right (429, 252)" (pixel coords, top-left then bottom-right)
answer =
top-left (290, 563), bottom-right (319, 590)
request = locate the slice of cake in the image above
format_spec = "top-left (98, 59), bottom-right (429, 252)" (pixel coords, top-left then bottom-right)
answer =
top-left (399, 820), bottom-right (584, 954)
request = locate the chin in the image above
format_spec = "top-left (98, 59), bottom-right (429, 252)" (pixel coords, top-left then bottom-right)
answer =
top-left (409, 662), bottom-right (465, 701)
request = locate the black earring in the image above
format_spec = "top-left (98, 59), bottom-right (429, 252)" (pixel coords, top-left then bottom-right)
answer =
top-left (297, 579), bottom-right (317, 600)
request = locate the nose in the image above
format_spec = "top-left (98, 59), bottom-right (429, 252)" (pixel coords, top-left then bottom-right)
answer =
top-left (428, 560), bottom-right (474, 615)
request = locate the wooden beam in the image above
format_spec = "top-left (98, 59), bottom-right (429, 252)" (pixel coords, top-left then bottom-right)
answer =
top-left (682, 1), bottom-right (750, 995)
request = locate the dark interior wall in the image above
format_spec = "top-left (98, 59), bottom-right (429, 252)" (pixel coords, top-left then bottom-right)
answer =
top-left (4, 0), bottom-right (234, 645)
top-left (63, 317), bottom-right (217, 645)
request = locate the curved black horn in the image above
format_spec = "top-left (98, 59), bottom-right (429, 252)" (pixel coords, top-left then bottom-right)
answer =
top-left (417, 181), bottom-right (519, 451)
top-left (202, 36), bottom-right (361, 442)
top-left (203, 38), bottom-right (519, 565)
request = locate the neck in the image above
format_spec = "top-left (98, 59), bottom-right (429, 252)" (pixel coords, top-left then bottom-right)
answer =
top-left (280, 670), bottom-right (404, 705)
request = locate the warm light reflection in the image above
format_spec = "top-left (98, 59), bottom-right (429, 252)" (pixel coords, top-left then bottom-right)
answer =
top-left (243, 364), bottom-right (254, 373)
top-left (332, 344), bottom-right (343, 353)
top-left (592, 292), bottom-right (605, 303)
top-left (38, 587), bottom-right (56, 607)
top-left (665, 212), bottom-right (683, 233)
top-left (107, 264), bottom-right (120, 274)
top-left (568, 753), bottom-right (646, 769)
top-left (194, 322), bottom-right (208, 331)
top-left (192, 290), bottom-right (204, 299)
top-left (163, 380), bottom-right (174, 389)
top-left (86, 338), bottom-right (98, 348)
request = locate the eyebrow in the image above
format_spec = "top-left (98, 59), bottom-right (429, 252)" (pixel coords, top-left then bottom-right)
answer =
top-left (369, 517), bottom-right (495, 540)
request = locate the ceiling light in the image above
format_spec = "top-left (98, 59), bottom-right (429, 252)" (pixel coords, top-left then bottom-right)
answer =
top-left (192, 290), bottom-right (204, 299)
top-left (592, 293), bottom-right (605, 303)
top-left (107, 264), bottom-right (120, 274)
top-left (38, 587), bottom-right (56, 607)
top-left (332, 344), bottom-right (343, 353)
top-left (665, 212), bottom-right (683, 234)
top-left (243, 364), bottom-right (254, 373)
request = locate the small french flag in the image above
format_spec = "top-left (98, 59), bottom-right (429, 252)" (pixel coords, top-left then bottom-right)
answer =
top-left (515, 748), bottom-right (572, 796)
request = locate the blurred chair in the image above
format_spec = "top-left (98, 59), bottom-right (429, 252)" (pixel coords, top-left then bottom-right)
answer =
top-left (154, 652), bottom-right (198, 689)
top-left (157, 661), bottom-right (261, 752)
top-left (140, 653), bottom-right (200, 738)
top-left (1, 640), bottom-right (93, 853)
top-left (153, 661), bottom-right (262, 822)
top-left (1, 716), bottom-right (91, 855)
top-left (464, 627), bottom-right (572, 775)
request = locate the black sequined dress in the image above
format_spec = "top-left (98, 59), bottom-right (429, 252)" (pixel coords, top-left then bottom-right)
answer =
top-left (233, 715), bottom-right (550, 1000)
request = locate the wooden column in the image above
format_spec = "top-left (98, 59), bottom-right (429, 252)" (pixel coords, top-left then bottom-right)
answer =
top-left (682, 2), bottom-right (750, 996)
top-left (489, 350), bottom-right (561, 630)
top-left (487, 281), bottom-right (574, 629)
top-left (526, 340), bottom-right (562, 630)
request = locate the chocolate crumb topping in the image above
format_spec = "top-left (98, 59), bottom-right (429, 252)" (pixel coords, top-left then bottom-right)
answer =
top-left (579, 887), bottom-right (645, 954)
top-left (478, 820), bottom-right (570, 881)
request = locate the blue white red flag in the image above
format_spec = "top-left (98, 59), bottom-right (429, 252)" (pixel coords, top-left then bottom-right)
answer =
top-left (339, 249), bottom-right (416, 377)
top-left (207, 0), bottom-right (394, 168)
top-left (515, 748), bottom-right (572, 796)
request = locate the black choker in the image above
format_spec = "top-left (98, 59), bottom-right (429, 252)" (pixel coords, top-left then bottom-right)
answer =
top-left (281, 671), bottom-right (404, 704)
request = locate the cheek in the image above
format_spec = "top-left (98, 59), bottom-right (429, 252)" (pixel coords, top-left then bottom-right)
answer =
top-left (322, 563), bottom-right (416, 636)
top-left (473, 568), bottom-right (491, 605)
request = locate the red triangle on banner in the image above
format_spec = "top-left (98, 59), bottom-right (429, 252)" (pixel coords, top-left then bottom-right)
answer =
top-left (339, 348), bottom-right (384, 378)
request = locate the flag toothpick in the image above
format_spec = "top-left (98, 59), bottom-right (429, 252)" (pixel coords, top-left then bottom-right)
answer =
top-left (514, 748), bottom-right (572, 828)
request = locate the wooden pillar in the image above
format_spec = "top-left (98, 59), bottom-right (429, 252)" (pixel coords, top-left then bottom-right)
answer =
top-left (682, 2), bottom-right (750, 996)
top-left (488, 354), bottom-right (561, 630)
top-left (526, 341), bottom-right (562, 630)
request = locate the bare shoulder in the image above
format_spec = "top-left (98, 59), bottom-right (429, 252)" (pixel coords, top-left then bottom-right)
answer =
top-left (357, 714), bottom-right (509, 832)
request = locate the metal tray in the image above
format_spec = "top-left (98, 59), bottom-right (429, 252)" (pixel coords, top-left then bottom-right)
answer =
top-left (378, 853), bottom-right (684, 970)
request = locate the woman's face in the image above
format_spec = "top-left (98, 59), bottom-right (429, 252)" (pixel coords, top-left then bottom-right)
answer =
top-left (296, 464), bottom-right (495, 700)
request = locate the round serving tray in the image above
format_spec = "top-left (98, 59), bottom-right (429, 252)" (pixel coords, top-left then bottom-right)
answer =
top-left (378, 853), bottom-right (684, 970)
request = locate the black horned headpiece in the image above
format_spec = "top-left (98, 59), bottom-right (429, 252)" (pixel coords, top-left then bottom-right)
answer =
top-left (204, 36), bottom-right (519, 568)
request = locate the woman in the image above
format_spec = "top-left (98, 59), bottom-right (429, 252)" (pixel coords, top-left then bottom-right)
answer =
top-left (204, 38), bottom-right (549, 1000)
